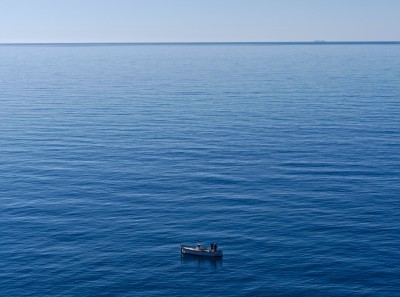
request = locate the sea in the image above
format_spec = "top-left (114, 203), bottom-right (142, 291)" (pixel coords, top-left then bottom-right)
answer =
top-left (0, 43), bottom-right (399, 296)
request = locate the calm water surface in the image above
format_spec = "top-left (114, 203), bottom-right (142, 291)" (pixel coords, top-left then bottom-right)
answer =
top-left (0, 44), bottom-right (399, 296)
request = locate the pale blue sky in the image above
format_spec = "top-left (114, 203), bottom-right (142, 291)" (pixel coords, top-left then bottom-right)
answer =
top-left (0, 0), bottom-right (399, 43)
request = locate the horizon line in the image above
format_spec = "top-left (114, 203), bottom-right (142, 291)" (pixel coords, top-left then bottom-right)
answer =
top-left (1, 41), bottom-right (400, 46)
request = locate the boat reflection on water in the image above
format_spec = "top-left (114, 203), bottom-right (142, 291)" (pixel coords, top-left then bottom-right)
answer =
top-left (180, 254), bottom-right (223, 270)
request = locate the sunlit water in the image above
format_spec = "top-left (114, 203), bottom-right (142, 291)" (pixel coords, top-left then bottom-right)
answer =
top-left (0, 44), bottom-right (399, 296)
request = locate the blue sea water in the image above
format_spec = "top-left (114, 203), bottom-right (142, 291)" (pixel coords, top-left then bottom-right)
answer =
top-left (0, 43), bottom-right (399, 296)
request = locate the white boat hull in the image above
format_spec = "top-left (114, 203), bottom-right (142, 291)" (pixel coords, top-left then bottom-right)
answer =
top-left (180, 245), bottom-right (223, 257)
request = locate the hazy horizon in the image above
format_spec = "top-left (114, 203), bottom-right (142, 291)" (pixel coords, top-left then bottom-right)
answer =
top-left (1, 41), bottom-right (400, 45)
top-left (1, 0), bottom-right (399, 43)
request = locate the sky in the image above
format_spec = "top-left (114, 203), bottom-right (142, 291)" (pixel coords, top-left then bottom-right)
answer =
top-left (0, 0), bottom-right (399, 43)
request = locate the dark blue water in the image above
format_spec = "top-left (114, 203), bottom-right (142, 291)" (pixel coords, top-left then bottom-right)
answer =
top-left (1, 44), bottom-right (399, 296)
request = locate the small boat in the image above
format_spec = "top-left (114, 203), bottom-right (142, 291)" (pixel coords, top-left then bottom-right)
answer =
top-left (180, 242), bottom-right (223, 257)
